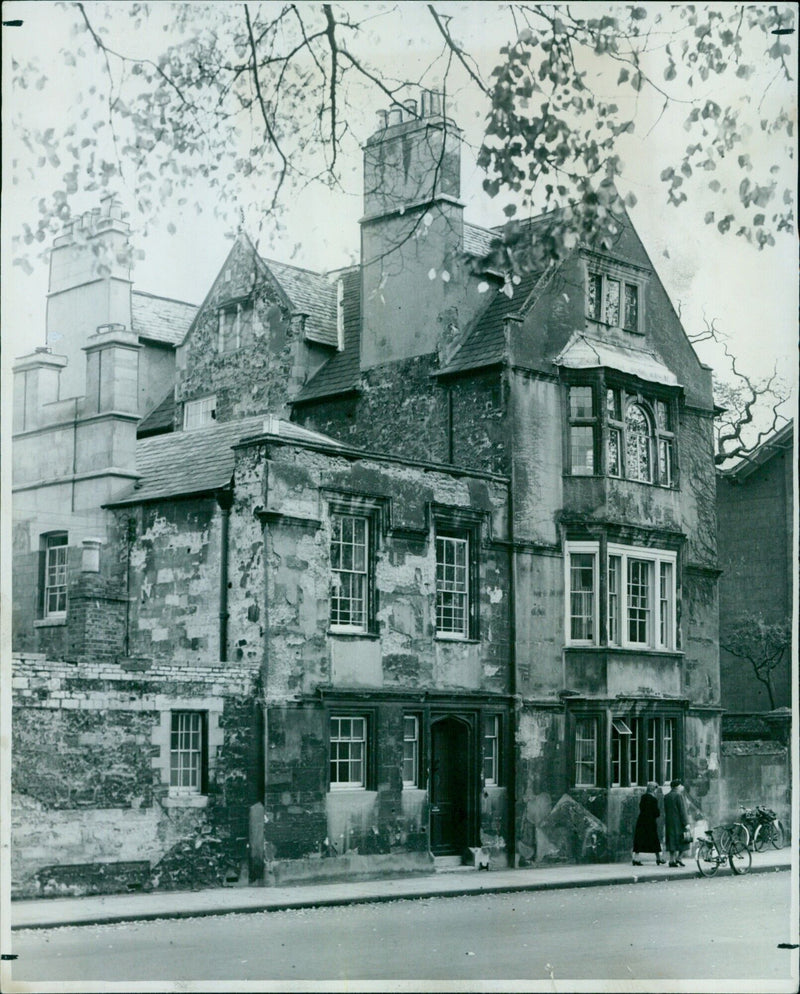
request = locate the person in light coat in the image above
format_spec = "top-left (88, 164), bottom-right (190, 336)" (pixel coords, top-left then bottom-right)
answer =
top-left (663, 777), bottom-right (690, 867)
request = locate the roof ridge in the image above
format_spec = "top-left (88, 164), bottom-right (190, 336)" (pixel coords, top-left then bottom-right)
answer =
top-left (262, 256), bottom-right (330, 279)
top-left (132, 289), bottom-right (198, 307)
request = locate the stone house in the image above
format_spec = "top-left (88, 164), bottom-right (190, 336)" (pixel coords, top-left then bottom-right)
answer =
top-left (12, 93), bottom-right (724, 896)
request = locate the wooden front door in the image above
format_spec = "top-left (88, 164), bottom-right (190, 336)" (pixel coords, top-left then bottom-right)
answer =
top-left (430, 715), bottom-right (471, 855)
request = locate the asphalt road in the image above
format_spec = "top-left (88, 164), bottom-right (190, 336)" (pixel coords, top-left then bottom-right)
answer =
top-left (10, 871), bottom-right (796, 988)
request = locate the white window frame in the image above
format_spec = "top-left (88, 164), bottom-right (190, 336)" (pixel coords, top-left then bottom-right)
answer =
top-left (170, 711), bottom-right (205, 795)
top-left (329, 513), bottom-right (370, 633)
top-left (608, 544), bottom-right (677, 651)
top-left (435, 533), bottom-right (470, 640)
top-left (183, 394), bottom-right (217, 431)
top-left (575, 716), bottom-right (598, 786)
top-left (402, 714), bottom-right (419, 788)
top-left (483, 715), bottom-right (500, 786)
top-left (44, 533), bottom-right (68, 618)
top-left (330, 715), bottom-right (367, 790)
top-left (564, 542), bottom-right (599, 646)
top-left (566, 542), bottom-right (677, 650)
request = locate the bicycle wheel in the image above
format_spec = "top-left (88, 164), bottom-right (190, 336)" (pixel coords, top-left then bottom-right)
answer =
top-left (728, 822), bottom-right (749, 852)
top-left (729, 839), bottom-right (752, 875)
top-left (696, 840), bottom-right (719, 877)
top-left (717, 826), bottom-right (732, 854)
top-left (757, 820), bottom-right (784, 850)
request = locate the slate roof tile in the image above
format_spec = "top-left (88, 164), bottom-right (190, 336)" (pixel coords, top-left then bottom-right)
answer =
top-left (263, 258), bottom-right (338, 347)
top-left (131, 291), bottom-right (198, 346)
top-left (438, 270), bottom-right (542, 375)
top-left (108, 416), bottom-right (341, 506)
top-left (137, 388), bottom-right (175, 437)
top-left (293, 266), bottom-right (361, 403)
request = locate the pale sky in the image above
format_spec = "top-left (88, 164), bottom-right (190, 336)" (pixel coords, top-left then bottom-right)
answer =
top-left (2, 2), bottom-right (797, 437)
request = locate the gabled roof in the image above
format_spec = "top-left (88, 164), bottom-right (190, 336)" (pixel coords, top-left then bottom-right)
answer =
top-left (721, 420), bottom-right (793, 481)
top-left (263, 258), bottom-right (338, 347)
top-left (131, 291), bottom-right (198, 346)
top-left (107, 416), bottom-right (342, 506)
top-left (554, 332), bottom-right (681, 388)
top-left (293, 266), bottom-right (361, 403)
top-left (437, 270), bottom-right (542, 376)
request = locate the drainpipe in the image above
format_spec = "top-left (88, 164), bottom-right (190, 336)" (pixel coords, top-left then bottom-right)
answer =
top-left (217, 489), bottom-right (234, 661)
top-left (506, 366), bottom-right (519, 870)
top-left (124, 516), bottom-right (136, 656)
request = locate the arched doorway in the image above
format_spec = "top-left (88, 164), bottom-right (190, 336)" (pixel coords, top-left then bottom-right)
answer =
top-left (430, 715), bottom-right (473, 855)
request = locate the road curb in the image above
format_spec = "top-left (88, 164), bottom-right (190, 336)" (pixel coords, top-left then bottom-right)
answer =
top-left (12, 860), bottom-right (791, 931)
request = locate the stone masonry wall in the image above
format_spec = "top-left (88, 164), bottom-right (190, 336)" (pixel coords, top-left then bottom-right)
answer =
top-left (296, 361), bottom-right (509, 477)
top-left (177, 236), bottom-right (328, 424)
top-left (11, 654), bottom-right (259, 897)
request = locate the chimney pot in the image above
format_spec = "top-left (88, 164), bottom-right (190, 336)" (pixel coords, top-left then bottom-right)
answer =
top-left (376, 109), bottom-right (388, 129)
top-left (387, 106), bottom-right (403, 127)
top-left (403, 98), bottom-right (417, 118)
top-left (429, 90), bottom-right (442, 116)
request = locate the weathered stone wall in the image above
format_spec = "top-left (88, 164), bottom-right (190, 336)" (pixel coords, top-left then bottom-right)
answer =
top-left (297, 363), bottom-right (509, 477)
top-left (11, 654), bottom-right (259, 897)
top-left (122, 498), bottom-right (222, 661)
top-left (177, 236), bottom-right (329, 423)
top-left (229, 439), bottom-right (512, 701)
top-left (515, 707), bottom-right (565, 865)
top-left (718, 740), bottom-right (792, 831)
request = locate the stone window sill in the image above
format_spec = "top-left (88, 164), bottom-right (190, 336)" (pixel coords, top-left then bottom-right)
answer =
top-left (163, 793), bottom-right (209, 809)
top-left (34, 617), bottom-right (67, 628)
top-left (328, 629), bottom-right (380, 640)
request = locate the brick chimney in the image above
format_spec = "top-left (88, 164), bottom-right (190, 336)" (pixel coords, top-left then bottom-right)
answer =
top-left (360, 91), bottom-right (466, 369)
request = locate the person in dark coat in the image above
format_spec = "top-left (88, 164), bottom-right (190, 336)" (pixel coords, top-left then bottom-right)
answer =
top-left (632, 781), bottom-right (664, 865)
top-left (663, 778), bottom-right (691, 867)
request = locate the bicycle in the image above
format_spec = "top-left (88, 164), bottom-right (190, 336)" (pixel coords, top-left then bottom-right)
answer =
top-left (695, 825), bottom-right (752, 877)
top-left (739, 805), bottom-right (785, 851)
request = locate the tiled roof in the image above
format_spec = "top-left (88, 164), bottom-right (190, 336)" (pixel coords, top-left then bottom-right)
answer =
top-left (107, 416), bottom-right (341, 506)
top-left (438, 270), bottom-right (541, 375)
top-left (137, 388), bottom-right (175, 437)
top-left (463, 222), bottom-right (498, 258)
top-left (263, 258), bottom-right (338, 347)
top-left (131, 291), bottom-right (198, 346)
top-left (293, 267), bottom-right (361, 403)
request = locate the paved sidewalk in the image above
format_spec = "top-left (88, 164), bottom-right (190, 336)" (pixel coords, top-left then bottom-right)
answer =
top-left (11, 847), bottom-right (792, 931)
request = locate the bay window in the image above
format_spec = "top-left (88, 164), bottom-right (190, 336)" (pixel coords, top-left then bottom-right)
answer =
top-left (569, 380), bottom-right (677, 487)
top-left (573, 710), bottom-right (681, 788)
top-left (567, 541), bottom-right (677, 650)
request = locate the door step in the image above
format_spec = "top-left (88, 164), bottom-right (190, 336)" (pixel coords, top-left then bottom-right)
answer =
top-left (434, 855), bottom-right (474, 873)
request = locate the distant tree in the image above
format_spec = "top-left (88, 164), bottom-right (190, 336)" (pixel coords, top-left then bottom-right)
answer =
top-left (10, 2), bottom-right (795, 272)
top-left (9, 3), bottom-right (794, 453)
top-left (720, 614), bottom-right (791, 710)
top-left (688, 318), bottom-right (791, 465)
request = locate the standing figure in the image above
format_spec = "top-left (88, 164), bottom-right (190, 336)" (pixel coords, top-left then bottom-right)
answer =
top-left (632, 781), bottom-right (664, 865)
top-left (663, 778), bottom-right (691, 867)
